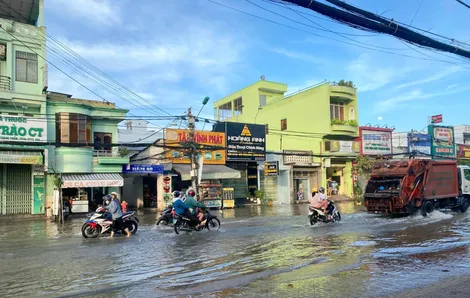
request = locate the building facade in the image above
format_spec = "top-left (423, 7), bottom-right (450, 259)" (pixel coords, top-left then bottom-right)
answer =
top-left (45, 92), bottom-right (129, 216)
top-left (213, 79), bottom-right (359, 203)
top-left (0, 0), bottom-right (48, 215)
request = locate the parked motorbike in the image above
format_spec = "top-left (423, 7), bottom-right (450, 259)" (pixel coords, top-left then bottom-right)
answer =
top-left (156, 204), bottom-right (174, 226)
top-left (81, 207), bottom-right (139, 238)
top-left (174, 208), bottom-right (220, 235)
top-left (308, 201), bottom-right (341, 225)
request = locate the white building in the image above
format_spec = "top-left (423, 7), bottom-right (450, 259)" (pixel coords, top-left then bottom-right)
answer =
top-left (454, 125), bottom-right (470, 145)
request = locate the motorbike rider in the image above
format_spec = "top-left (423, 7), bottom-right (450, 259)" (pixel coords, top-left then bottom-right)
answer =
top-left (173, 190), bottom-right (201, 229)
top-left (309, 187), bottom-right (332, 220)
top-left (104, 194), bottom-right (131, 238)
top-left (185, 188), bottom-right (205, 224)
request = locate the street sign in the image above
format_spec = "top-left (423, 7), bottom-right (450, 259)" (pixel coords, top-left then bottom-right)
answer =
top-left (122, 164), bottom-right (164, 174)
top-left (264, 161), bottom-right (279, 177)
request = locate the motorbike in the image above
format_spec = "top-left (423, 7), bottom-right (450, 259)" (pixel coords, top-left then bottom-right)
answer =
top-left (156, 204), bottom-right (175, 226)
top-left (174, 208), bottom-right (221, 235)
top-left (81, 206), bottom-right (139, 238)
top-left (308, 201), bottom-right (341, 225)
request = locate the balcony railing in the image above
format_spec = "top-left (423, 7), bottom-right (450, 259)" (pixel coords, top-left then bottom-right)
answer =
top-left (93, 150), bottom-right (130, 165)
top-left (0, 75), bottom-right (11, 91)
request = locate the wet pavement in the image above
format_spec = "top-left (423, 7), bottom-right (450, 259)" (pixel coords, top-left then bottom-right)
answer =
top-left (1, 202), bottom-right (470, 297)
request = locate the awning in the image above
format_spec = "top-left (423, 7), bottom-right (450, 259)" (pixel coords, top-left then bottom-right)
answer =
top-left (61, 173), bottom-right (124, 188)
top-left (173, 164), bottom-right (241, 181)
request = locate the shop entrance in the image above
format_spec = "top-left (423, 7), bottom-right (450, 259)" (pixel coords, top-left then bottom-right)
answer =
top-left (1, 164), bottom-right (32, 214)
top-left (143, 177), bottom-right (157, 208)
top-left (326, 167), bottom-right (343, 195)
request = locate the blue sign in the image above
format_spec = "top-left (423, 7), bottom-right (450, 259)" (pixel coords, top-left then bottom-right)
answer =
top-left (122, 164), bottom-right (164, 174)
top-left (407, 133), bottom-right (431, 155)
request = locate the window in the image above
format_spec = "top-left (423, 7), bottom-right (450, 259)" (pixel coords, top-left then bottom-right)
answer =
top-left (281, 118), bottom-right (287, 131)
top-left (233, 97), bottom-right (243, 116)
top-left (325, 141), bottom-right (331, 151)
top-left (94, 132), bottom-right (112, 151)
top-left (56, 113), bottom-right (92, 145)
top-left (16, 51), bottom-right (38, 83)
top-left (330, 103), bottom-right (344, 121)
top-left (259, 94), bottom-right (267, 107)
top-left (464, 169), bottom-right (470, 181)
top-left (219, 102), bottom-right (232, 120)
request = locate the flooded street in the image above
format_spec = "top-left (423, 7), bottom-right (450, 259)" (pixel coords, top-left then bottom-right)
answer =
top-left (2, 202), bottom-right (470, 297)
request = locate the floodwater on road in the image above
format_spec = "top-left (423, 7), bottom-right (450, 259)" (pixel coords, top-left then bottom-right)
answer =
top-left (1, 202), bottom-right (470, 298)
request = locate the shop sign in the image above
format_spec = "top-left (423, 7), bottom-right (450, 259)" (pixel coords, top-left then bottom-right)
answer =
top-left (0, 152), bottom-right (43, 164)
top-left (225, 123), bottom-right (266, 162)
top-left (0, 114), bottom-right (47, 143)
top-left (428, 125), bottom-right (455, 158)
top-left (122, 164), bottom-right (164, 174)
top-left (33, 176), bottom-right (45, 215)
top-left (407, 133), bottom-right (431, 155)
top-left (457, 144), bottom-right (470, 158)
top-left (264, 161), bottom-right (279, 177)
top-left (165, 129), bottom-right (226, 165)
top-left (431, 114), bottom-right (443, 124)
top-left (330, 141), bottom-right (360, 153)
top-left (361, 128), bottom-right (393, 156)
top-left (62, 179), bottom-right (123, 188)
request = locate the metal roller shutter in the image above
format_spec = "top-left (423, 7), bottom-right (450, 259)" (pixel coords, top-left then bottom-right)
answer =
top-left (5, 164), bottom-right (32, 214)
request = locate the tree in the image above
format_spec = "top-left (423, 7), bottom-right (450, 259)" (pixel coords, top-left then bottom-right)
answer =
top-left (352, 155), bottom-right (374, 203)
top-left (336, 79), bottom-right (355, 88)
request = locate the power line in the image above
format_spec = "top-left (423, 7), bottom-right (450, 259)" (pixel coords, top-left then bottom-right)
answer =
top-left (457, 0), bottom-right (470, 10)
top-left (409, 0), bottom-right (424, 25)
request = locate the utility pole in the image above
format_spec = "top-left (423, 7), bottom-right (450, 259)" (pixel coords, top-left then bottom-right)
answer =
top-left (187, 107), bottom-right (198, 192)
top-left (410, 129), bottom-right (415, 159)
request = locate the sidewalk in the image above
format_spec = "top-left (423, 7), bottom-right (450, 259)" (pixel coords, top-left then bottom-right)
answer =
top-left (383, 275), bottom-right (470, 298)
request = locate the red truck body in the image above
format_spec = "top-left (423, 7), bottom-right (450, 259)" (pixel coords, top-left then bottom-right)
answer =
top-left (364, 159), bottom-right (459, 214)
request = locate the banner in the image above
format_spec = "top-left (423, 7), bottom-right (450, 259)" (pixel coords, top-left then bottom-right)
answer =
top-left (431, 114), bottom-right (443, 124)
top-left (0, 152), bottom-right (43, 164)
top-left (0, 114), bottom-right (47, 143)
top-left (122, 164), bottom-right (164, 174)
top-left (165, 129), bottom-right (226, 165)
top-left (428, 125), bottom-right (455, 158)
top-left (360, 128), bottom-right (393, 155)
top-left (33, 176), bottom-right (45, 214)
top-left (457, 144), bottom-right (470, 158)
top-left (330, 140), bottom-right (360, 153)
top-left (225, 122), bottom-right (266, 161)
top-left (407, 133), bottom-right (431, 155)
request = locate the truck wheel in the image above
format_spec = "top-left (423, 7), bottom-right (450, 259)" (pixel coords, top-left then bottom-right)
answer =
top-left (421, 201), bottom-right (434, 217)
top-left (460, 198), bottom-right (469, 213)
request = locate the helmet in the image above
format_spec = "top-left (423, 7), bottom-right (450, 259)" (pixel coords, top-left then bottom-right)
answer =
top-left (188, 189), bottom-right (196, 197)
top-left (312, 187), bottom-right (318, 193)
top-left (111, 192), bottom-right (118, 196)
top-left (318, 187), bottom-right (325, 194)
top-left (173, 191), bottom-right (180, 198)
top-left (103, 195), bottom-right (112, 205)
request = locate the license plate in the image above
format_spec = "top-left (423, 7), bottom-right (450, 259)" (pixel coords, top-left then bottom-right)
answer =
top-left (308, 211), bottom-right (313, 216)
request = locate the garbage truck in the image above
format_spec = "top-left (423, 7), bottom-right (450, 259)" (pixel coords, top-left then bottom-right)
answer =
top-left (364, 159), bottom-right (470, 216)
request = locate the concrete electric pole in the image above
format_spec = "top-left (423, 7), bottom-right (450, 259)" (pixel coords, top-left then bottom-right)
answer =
top-left (187, 107), bottom-right (198, 192)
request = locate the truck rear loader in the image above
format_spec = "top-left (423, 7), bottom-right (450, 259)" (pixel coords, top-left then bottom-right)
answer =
top-left (364, 159), bottom-right (470, 216)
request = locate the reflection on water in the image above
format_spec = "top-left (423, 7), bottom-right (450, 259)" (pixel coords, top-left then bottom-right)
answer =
top-left (0, 204), bottom-right (469, 297)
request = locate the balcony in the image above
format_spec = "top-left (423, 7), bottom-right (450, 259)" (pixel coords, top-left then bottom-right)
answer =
top-left (0, 75), bottom-right (11, 91)
top-left (330, 119), bottom-right (359, 136)
top-left (330, 85), bottom-right (356, 102)
top-left (94, 150), bottom-right (130, 165)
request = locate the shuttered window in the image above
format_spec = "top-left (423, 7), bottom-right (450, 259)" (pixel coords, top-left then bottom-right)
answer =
top-left (16, 51), bottom-right (38, 83)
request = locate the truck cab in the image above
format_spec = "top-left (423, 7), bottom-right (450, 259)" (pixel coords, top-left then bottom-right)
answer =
top-left (458, 165), bottom-right (470, 195)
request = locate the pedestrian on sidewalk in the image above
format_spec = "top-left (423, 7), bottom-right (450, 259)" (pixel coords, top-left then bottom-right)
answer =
top-left (297, 188), bottom-right (304, 201)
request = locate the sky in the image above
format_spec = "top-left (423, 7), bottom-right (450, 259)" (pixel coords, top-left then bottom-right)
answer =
top-left (44, 0), bottom-right (470, 133)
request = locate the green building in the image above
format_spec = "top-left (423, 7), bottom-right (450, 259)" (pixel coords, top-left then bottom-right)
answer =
top-left (213, 78), bottom-right (359, 203)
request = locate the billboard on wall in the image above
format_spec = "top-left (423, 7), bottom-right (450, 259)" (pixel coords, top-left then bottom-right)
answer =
top-left (165, 129), bottom-right (226, 165)
top-left (225, 122), bottom-right (266, 162)
top-left (457, 144), bottom-right (470, 159)
top-left (0, 114), bottom-right (47, 143)
top-left (330, 140), bottom-right (360, 153)
top-left (360, 127), bottom-right (393, 156)
top-left (428, 125), bottom-right (455, 158)
top-left (407, 133), bottom-right (431, 155)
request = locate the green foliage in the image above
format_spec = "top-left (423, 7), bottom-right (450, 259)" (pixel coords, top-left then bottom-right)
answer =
top-left (255, 189), bottom-right (271, 204)
top-left (118, 147), bottom-right (131, 157)
top-left (336, 80), bottom-right (355, 88)
top-left (346, 119), bottom-right (358, 127)
top-left (163, 194), bottom-right (172, 205)
top-left (352, 155), bottom-right (374, 177)
top-left (458, 159), bottom-right (470, 167)
top-left (331, 118), bottom-right (344, 125)
top-left (330, 119), bottom-right (358, 127)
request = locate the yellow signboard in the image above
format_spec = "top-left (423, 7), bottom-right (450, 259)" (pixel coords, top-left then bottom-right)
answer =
top-left (0, 154), bottom-right (43, 164)
top-left (165, 129), bottom-right (226, 165)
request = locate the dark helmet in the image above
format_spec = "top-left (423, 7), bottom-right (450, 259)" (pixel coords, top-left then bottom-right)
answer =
top-left (318, 187), bottom-right (325, 194)
top-left (103, 195), bottom-right (112, 204)
top-left (173, 191), bottom-right (180, 198)
top-left (188, 189), bottom-right (196, 197)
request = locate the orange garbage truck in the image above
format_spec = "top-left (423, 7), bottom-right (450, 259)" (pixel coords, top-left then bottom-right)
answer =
top-left (364, 159), bottom-right (470, 216)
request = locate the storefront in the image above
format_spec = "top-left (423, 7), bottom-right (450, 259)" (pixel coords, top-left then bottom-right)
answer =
top-left (0, 114), bottom-right (48, 215)
top-left (212, 122), bottom-right (267, 202)
top-left (60, 173), bottom-right (124, 213)
top-left (258, 153), bottom-right (292, 205)
top-left (121, 164), bottom-right (166, 209)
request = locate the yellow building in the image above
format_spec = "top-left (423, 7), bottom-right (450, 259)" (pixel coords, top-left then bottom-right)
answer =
top-left (213, 78), bottom-right (359, 203)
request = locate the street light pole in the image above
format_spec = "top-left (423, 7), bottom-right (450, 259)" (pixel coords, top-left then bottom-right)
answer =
top-left (188, 107), bottom-right (198, 191)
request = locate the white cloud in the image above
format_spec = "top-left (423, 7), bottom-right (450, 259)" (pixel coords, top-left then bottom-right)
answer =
top-left (47, 0), bottom-right (120, 26)
top-left (447, 83), bottom-right (459, 89)
top-left (395, 66), bottom-right (461, 89)
top-left (374, 87), bottom-right (470, 113)
top-left (270, 48), bottom-right (326, 64)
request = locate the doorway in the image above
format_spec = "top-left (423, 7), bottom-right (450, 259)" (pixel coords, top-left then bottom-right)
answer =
top-left (294, 178), bottom-right (309, 201)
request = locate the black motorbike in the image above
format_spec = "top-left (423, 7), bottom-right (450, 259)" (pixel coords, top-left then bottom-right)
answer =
top-left (174, 208), bottom-right (221, 235)
top-left (156, 204), bottom-right (174, 226)
top-left (308, 201), bottom-right (341, 225)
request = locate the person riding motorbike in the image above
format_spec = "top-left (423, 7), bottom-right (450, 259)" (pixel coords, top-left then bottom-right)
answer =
top-left (172, 190), bottom-right (200, 229)
top-left (185, 189), bottom-right (205, 224)
top-left (104, 194), bottom-right (131, 237)
top-left (309, 187), bottom-right (332, 220)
